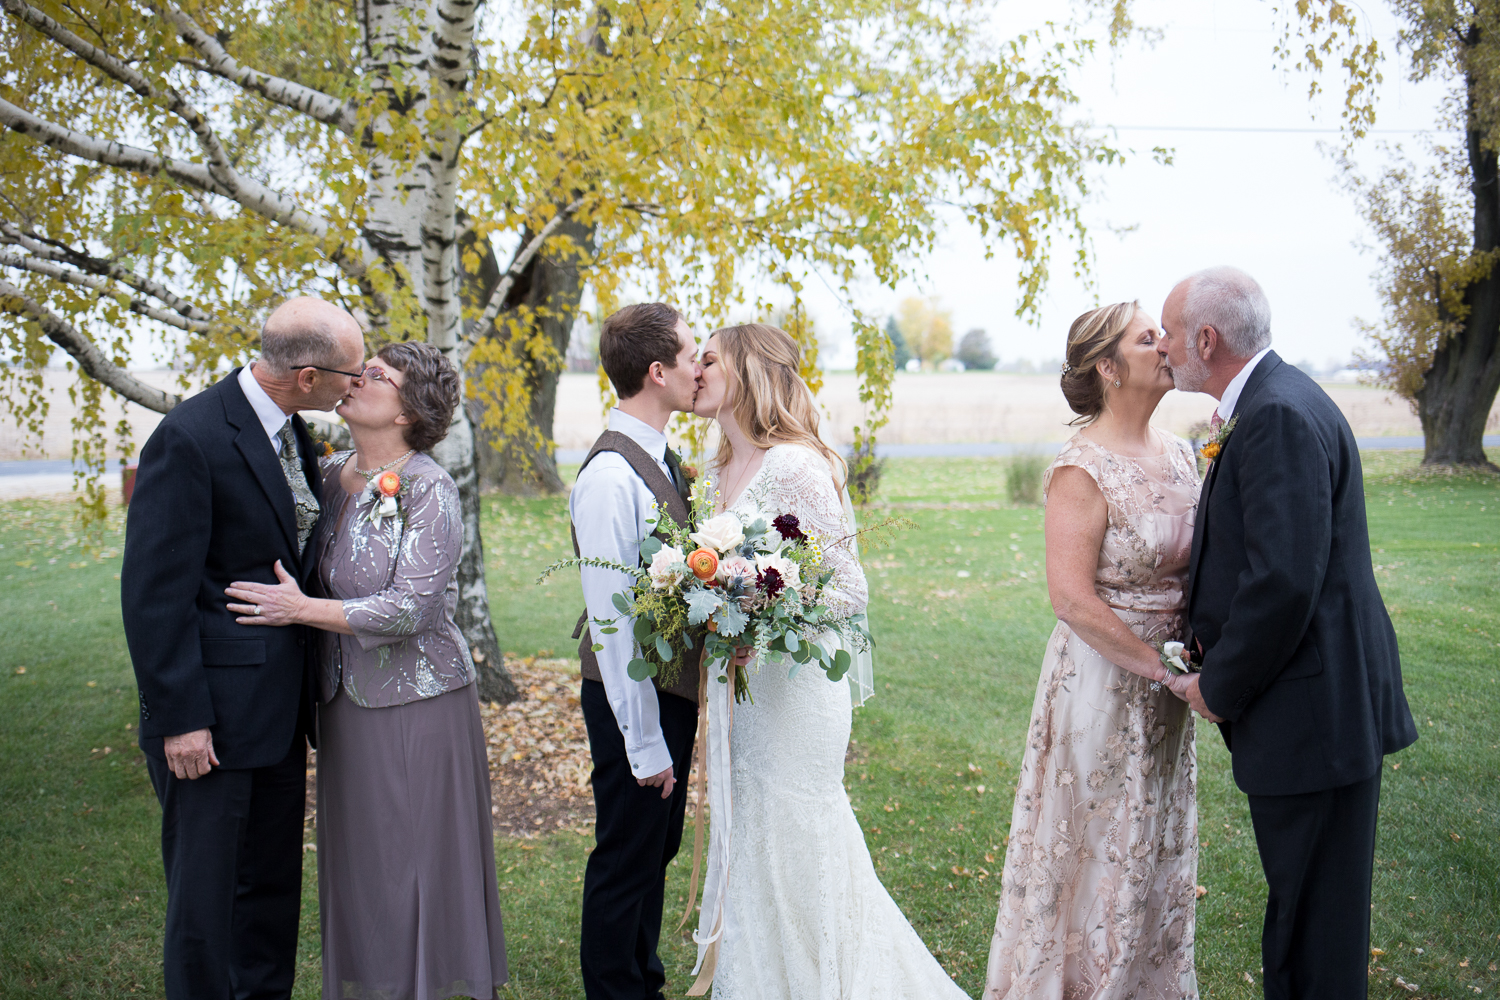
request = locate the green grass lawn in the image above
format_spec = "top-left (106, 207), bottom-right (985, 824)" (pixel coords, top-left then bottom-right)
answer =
top-left (1, 451), bottom-right (1496, 998)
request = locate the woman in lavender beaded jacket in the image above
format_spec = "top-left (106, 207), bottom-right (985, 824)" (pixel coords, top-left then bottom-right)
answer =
top-left (225, 341), bottom-right (507, 1000)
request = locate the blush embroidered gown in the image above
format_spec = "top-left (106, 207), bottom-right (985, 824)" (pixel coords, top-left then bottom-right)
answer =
top-left (983, 431), bottom-right (1201, 1000)
top-left (701, 444), bottom-right (971, 1000)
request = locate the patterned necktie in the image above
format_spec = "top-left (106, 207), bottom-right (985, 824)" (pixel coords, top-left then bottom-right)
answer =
top-left (278, 421), bottom-right (320, 552)
top-left (663, 447), bottom-right (690, 506)
top-left (1209, 411), bottom-right (1225, 437)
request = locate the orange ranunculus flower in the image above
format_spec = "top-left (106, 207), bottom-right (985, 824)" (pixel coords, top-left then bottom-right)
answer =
top-left (1200, 441), bottom-right (1221, 462)
top-left (377, 471), bottom-right (402, 497)
top-left (687, 547), bottom-right (719, 581)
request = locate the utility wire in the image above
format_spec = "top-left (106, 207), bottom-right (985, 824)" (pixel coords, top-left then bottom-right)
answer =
top-left (1097, 125), bottom-right (1447, 134)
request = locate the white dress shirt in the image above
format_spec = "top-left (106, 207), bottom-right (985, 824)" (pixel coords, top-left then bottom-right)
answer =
top-left (568, 408), bottom-right (677, 779)
top-left (238, 363), bottom-right (293, 454)
top-left (1216, 346), bottom-right (1274, 423)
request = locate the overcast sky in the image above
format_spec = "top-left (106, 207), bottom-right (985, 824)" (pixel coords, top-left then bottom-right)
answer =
top-left (803, 0), bottom-right (1454, 369)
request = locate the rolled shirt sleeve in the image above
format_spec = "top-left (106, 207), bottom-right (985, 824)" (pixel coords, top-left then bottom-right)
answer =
top-left (569, 455), bottom-right (674, 779)
top-left (343, 475), bottom-right (462, 651)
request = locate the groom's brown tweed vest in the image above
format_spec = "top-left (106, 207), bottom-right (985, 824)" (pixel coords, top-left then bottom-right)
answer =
top-left (570, 431), bottom-right (700, 705)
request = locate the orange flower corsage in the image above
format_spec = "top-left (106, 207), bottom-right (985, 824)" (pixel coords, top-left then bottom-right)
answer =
top-left (377, 470), bottom-right (402, 497)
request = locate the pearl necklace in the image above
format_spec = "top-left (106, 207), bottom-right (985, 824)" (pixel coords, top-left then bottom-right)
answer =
top-left (355, 449), bottom-right (414, 480)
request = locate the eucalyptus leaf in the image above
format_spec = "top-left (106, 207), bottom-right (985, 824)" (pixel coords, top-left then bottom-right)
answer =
top-left (639, 536), bottom-right (663, 559)
top-left (655, 634), bottom-right (673, 660)
top-left (600, 626), bottom-right (619, 634)
top-left (834, 649), bottom-right (852, 672)
top-left (633, 617), bottom-right (653, 641)
top-left (611, 592), bottom-right (632, 615)
top-left (627, 657), bottom-right (652, 681)
top-left (590, 643), bottom-right (604, 652)
top-left (784, 628), bottom-right (800, 652)
top-left (682, 630), bottom-right (695, 650)
top-left (788, 661), bottom-right (803, 680)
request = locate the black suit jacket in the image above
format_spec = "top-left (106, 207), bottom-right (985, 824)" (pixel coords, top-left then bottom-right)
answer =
top-left (122, 369), bottom-right (323, 769)
top-left (1189, 351), bottom-right (1417, 796)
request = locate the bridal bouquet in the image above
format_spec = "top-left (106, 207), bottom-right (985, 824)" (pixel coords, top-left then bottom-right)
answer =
top-left (542, 481), bottom-right (880, 701)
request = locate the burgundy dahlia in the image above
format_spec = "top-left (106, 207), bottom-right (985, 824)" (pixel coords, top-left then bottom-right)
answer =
top-left (772, 514), bottom-right (805, 542)
top-left (756, 567), bottom-right (785, 599)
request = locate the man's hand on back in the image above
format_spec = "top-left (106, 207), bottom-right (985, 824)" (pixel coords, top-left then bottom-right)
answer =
top-left (637, 765), bottom-right (675, 799)
top-left (164, 728), bottom-right (219, 780)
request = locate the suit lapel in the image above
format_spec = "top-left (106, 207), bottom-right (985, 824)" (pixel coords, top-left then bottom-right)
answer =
top-left (1185, 351), bottom-right (1284, 614)
top-left (222, 372), bottom-right (299, 556)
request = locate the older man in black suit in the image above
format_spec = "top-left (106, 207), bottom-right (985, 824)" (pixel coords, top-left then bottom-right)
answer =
top-left (1158, 267), bottom-right (1418, 1000)
top-left (122, 297), bottom-right (365, 1000)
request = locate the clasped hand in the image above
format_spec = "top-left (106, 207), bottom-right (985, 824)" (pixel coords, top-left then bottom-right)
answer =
top-left (1163, 671), bottom-right (1224, 724)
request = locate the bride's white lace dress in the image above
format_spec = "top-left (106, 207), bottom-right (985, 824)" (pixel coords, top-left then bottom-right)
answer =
top-left (702, 443), bottom-right (970, 1000)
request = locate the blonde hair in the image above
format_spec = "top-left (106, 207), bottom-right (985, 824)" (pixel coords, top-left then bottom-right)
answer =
top-left (1060, 300), bottom-right (1140, 425)
top-left (709, 323), bottom-right (846, 492)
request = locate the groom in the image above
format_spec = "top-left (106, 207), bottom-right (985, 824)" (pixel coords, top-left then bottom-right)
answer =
top-left (570, 302), bottom-right (702, 1000)
top-left (122, 297), bottom-right (365, 1000)
top-left (1159, 267), bottom-right (1417, 999)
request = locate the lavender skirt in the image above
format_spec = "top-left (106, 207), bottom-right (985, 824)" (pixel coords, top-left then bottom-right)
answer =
top-left (317, 682), bottom-right (508, 1000)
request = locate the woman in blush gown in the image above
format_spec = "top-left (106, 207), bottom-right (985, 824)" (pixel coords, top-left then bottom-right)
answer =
top-left (688, 323), bottom-right (971, 1000)
top-left (984, 302), bottom-right (1201, 1000)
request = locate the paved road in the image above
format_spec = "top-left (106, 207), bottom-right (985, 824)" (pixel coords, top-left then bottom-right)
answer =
top-left (3, 437), bottom-right (1495, 498)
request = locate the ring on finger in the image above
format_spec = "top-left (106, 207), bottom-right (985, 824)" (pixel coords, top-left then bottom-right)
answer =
top-left (252, 605), bottom-right (263, 616)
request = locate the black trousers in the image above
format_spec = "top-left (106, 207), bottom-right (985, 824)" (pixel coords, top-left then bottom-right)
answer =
top-left (1247, 769), bottom-right (1382, 1000)
top-left (579, 679), bottom-right (698, 1000)
top-left (146, 730), bottom-right (308, 1000)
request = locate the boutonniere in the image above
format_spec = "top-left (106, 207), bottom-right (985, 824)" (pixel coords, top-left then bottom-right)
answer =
top-left (1199, 415), bottom-right (1239, 464)
top-left (305, 423), bottom-right (336, 458)
top-left (680, 462), bottom-right (699, 484)
top-left (363, 470), bottom-right (411, 525)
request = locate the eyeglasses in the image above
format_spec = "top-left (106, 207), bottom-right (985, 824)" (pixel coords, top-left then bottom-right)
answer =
top-left (360, 365), bottom-right (397, 385)
top-left (288, 363), bottom-right (367, 379)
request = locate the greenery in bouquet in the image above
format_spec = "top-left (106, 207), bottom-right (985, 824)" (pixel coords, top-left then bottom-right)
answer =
top-left (541, 480), bottom-right (910, 701)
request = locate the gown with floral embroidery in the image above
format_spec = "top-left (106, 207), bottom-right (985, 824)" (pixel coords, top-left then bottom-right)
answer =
top-left (984, 431), bottom-right (1200, 1000)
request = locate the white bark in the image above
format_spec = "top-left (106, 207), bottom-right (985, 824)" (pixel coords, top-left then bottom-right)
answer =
top-left (0, 222), bottom-right (214, 325)
top-left (0, 252), bottom-right (210, 333)
top-left (158, 2), bottom-right (359, 134)
top-left (0, 279), bottom-right (181, 413)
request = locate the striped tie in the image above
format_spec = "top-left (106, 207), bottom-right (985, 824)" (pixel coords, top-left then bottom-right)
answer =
top-left (278, 421), bottom-right (320, 552)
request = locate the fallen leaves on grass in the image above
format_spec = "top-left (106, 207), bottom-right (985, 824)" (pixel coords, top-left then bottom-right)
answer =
top-left (482, 657), bottom-right (596, 838)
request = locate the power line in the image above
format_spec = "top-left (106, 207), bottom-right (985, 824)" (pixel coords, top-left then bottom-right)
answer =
top-left (1098, 124), bottom-right (1447, 134)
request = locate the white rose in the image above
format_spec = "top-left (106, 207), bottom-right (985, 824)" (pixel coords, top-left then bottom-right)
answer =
top-left (1162, 641), bottom-right (1189, 673)
top-left (689, 512), bottom-right (746, 554)
top-left (753, 552), bottom-right (801, 592)
top-left (648, 545), bottom-right (687, 590)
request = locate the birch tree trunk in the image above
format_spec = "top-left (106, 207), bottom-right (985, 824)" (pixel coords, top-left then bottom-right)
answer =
top-left (363, 0), bottom-right (517, 700)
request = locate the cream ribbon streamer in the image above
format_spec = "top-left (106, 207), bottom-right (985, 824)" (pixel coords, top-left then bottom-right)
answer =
top-left (685, 653), bottom-right (735, 995)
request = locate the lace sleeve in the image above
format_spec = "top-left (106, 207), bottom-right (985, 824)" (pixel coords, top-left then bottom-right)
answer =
top-left (758, 446), bottom-right (868, 619)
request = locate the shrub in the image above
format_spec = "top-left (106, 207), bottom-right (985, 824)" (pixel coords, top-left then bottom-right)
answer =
top-left (1006, 453), bottom-right (1047, 505)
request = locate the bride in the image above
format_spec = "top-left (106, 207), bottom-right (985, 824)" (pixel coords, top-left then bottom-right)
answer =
top-left (687, 323), bottom-right (969, 1000)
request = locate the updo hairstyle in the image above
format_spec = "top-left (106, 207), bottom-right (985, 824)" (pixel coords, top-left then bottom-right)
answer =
top-left (1060, 301), bottom-right (1139, 425)
top-left (376, 341), bottom-right (461, 452)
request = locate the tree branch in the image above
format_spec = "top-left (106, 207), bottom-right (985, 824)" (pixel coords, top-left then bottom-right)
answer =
top-left (0, 252), bottom-right (211, 333)
top-left (3, 0), bottom-right (245, 189)
top-left (462, 200), bottom-right (583, 358)
top-left (0, 98), bottom-right (379, 283)
top-left (0, 279), bottom-right (181, 414)
top-left (160, 2), bottom-right (359, 134)
top-left (0, 221), bottom-right (215, 326)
